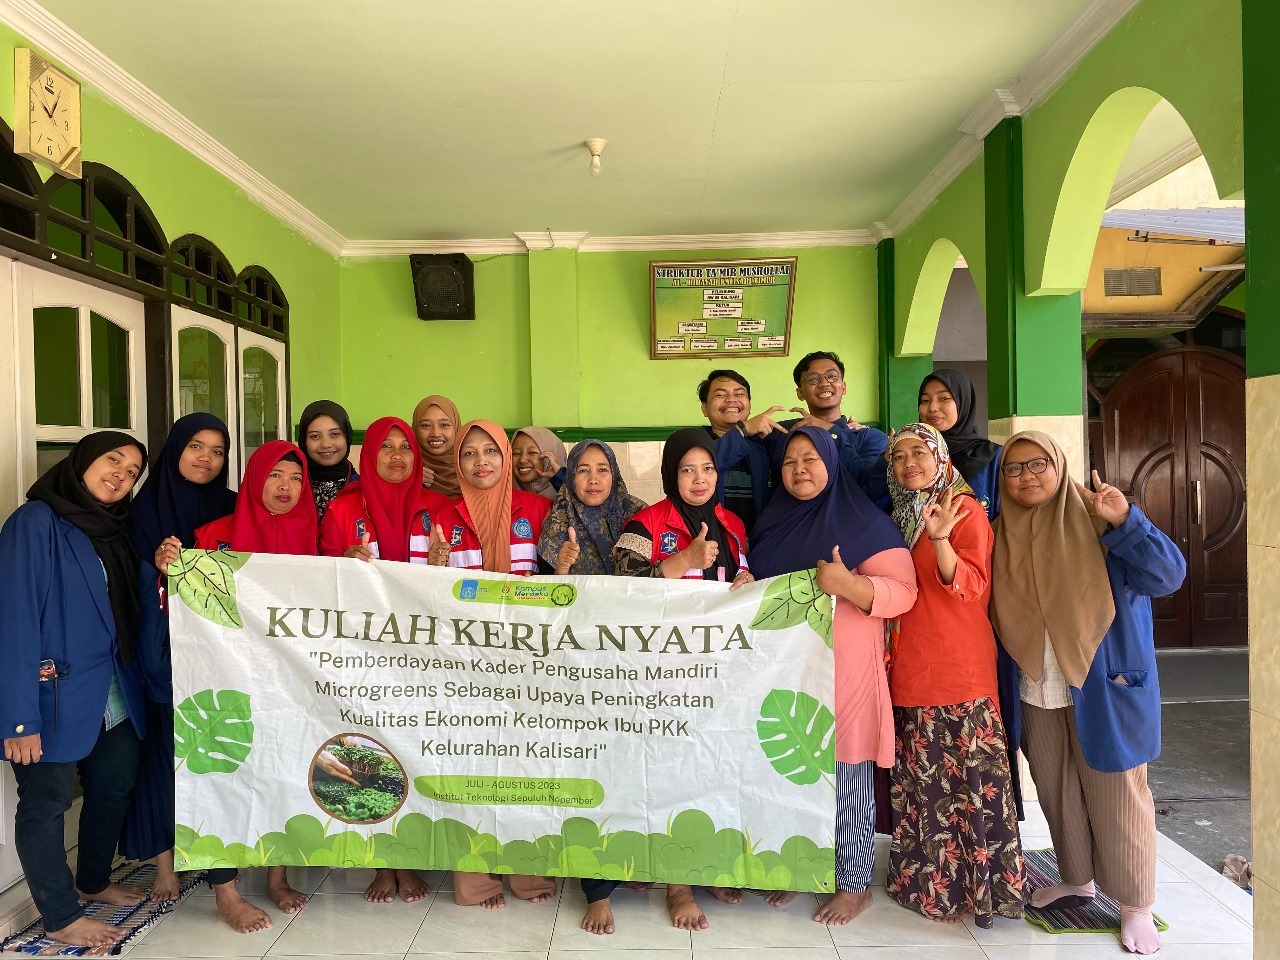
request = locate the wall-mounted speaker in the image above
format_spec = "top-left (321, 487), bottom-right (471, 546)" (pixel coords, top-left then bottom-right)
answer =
top-left (409, 254), bottom-right (475, 321)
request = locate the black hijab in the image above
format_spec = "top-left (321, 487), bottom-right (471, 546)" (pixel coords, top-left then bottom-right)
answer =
top-left (129, 413), bottom-right (237, 557)
top-left (923, 368), bottom-right (1002, 477)
top-left (27, 431), bottom-right (147, 662)
top-left (296, 399), bottom-right (356, 484)
top-left (661, 428), bottom-right (738, 581)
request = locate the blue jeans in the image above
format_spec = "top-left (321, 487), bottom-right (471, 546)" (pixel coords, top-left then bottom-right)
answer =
top-left (11, 721), bottom-right (141, 933)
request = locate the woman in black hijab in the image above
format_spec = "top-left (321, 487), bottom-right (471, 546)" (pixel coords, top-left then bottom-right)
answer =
top-left (297, 399), bottom-right (358, 522)
top-left (0, 433), bottom-right (148, 951)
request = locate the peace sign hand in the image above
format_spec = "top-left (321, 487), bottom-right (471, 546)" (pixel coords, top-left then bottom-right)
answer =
top-left (922, 489), bottom-right (970, 540)
top-left (1078, 470), bottom-right (1130, 527)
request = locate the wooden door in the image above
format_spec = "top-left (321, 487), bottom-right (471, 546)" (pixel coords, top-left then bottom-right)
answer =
top-left (1101, 347), bottom-right (1246, 647)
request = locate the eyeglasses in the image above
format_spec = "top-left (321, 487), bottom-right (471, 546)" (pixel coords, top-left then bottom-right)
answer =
top-left (802, 371), bottom-right (843, 386)
top-left (1000, 457), bottom-right (1052, 478)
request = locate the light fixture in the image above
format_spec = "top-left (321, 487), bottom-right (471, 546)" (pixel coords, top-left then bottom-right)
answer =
top-left (585, 138), bottom-right (607, 177)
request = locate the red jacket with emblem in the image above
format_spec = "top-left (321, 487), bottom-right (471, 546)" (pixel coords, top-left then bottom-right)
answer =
top-left (434, 490), bottom-right (550, 576)
top-left (319, 485), bottom-right (453, 563)
top-left (625, 499), bottom-right (749, 580)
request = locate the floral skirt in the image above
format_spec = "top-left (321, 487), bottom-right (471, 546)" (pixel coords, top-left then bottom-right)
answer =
top-left (887, 697), bottom-right (1025, 925)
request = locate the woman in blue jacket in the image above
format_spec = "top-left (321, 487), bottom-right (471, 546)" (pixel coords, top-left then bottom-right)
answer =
top-left (990, 431), bottom-right (1185, 957)
top-left (0, 432), bottom-right (148, 952)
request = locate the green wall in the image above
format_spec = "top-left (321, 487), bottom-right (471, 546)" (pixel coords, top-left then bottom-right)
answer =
top-left (0, 24), bottom-right (343, 414)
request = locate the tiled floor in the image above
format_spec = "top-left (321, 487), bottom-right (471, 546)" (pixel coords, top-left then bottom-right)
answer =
top-left (3, 804), bottom-right (1255, 960)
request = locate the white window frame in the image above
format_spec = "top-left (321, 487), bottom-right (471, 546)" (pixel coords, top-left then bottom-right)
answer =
top-left (171, 305), bottom-right (240, 483)
top-left (236, 326), bottom-right (287, 467)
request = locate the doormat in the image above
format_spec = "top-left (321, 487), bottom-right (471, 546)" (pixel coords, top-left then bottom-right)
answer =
top-left (1024, 848), bottom-right (1168, 935)
top-left (2, 861), bottom-right (206, 955)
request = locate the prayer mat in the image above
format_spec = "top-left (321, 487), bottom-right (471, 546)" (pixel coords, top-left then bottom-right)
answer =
top-left (2, 862), bottom-right (206, 955)
top-left (1023, 848), bottom-right (1169, 935)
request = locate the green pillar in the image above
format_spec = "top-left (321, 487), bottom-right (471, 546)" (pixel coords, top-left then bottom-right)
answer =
top-left (877, 238), bottom-right (933, 430)
top-left (526, 248), bottom-right (579, 427)
top-left (984, 117), bottom-right (1082, 420)
top-left (1243, 0), bottom-right (1280, 377)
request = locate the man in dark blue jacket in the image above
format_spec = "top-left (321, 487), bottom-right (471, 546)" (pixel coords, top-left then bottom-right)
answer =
top-left (696, 369), bottom-right (774, 531)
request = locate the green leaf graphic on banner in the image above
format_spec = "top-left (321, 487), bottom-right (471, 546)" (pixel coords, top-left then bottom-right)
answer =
top-left (756, 689), bottom-right (835, 786)
top-left (173, 688), bottom-right (254, 774)
top-left (750, 570), bottom-right (833, 646)
top-left (169, 549), bottom-right (250, 628)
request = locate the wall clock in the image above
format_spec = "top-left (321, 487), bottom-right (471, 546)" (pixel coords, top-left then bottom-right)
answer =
top-left (14, 48), bottom-right (82, 178)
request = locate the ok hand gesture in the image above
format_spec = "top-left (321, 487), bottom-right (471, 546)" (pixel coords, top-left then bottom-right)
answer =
top-left (922, 489), bottom-right (969, 541)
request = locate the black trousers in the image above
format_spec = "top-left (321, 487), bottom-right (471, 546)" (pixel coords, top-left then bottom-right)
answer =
top-left (11, 721), bottom-right (141, 933)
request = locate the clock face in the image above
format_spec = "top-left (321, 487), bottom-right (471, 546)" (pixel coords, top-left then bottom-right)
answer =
top-left (14, 51), bottom-right (82, 177)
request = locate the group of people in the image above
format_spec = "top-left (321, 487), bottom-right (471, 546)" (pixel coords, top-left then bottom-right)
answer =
top-left (0, 350), bottom-right (1183, 956)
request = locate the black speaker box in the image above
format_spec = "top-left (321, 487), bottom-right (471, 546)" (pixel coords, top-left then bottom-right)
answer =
top-left (409, 254), bottom-right (475, 321)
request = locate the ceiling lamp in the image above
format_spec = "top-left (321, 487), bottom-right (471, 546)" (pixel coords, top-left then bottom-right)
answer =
top-left (585, 138), bottom-right (607, 177)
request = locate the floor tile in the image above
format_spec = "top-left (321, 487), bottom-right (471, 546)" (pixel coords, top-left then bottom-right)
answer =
top-left (265, 891), bottom-right (429, 955)
top-left (836, 948), bottom-right (986, 960)
top-left (961, 913), bottom-right (1115, 948)
top-left (129, 893), bottom-right (295, 956)
top-left (1152, 880), bottom-right (1254, 943)
top-left (553, 951), bottom-right (690, 960)
top-left (824, 890), bottom-right (980, 948)
top-left (409, 889), bottom-right (559, 953)
top-left (550, 886), bottom-right (691, 952)
top-left (693, 891), bottom-right (836, 949)
top-left (404, 954), bottom-right (547, 960)
top-left (980, 944), bottom-right (1254, 960)
top-left (697, 948), bottom-right (838, 960)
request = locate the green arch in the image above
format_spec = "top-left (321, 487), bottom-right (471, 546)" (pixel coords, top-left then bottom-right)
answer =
top-left (898, 237), bottom-right (963, 356)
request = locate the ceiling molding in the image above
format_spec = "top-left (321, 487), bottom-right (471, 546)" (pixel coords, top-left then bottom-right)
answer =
top-left (0, 0), bottom-right (347, 255)
top-left (340, 237), bottom-right (527, 258)
top-left (577, 230), bottom-right (875, 252)
top-left (883, 0), bottom-right (1145, 238)
top-left (515, 231), bottom-right (590, 251)
top-left (1107, 138), bottom-right (1202, 208)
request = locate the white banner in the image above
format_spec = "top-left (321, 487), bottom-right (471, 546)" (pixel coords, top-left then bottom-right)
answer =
top-left (169, 551), bottom-right (837, 892)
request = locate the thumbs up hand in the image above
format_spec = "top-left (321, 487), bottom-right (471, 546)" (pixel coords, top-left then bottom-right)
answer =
top-left (555, 526), bottom-right (581, 575)
top-left (815, 545), bottom-right (848, 596)
top-left (428, 523), bottom-right (450, 567)
top-left (681, 522), bottom-right (720, 571)
top-left (344, 529), bottom-right (375, 563)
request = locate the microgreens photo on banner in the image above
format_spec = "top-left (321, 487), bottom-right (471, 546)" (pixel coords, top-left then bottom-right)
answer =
top-left (168, 551), bottom-right (837, 892)
top-left (650, 257), bottom-right (797, 359)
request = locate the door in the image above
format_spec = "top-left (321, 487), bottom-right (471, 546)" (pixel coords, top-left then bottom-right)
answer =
top-left (1101, 347), bottom-right (1246, 647)
top-left (236, 327), bottom-right (287, 467)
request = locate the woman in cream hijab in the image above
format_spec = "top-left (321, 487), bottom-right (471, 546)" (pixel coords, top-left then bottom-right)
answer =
top-left (990, 431), bottom-right (1184, 956)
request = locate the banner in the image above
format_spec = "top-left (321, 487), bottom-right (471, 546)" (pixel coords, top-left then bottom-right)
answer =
top-left (169, 551), bottom-right (837, 892)
top-left (650, 257), bottom-right (797, 359)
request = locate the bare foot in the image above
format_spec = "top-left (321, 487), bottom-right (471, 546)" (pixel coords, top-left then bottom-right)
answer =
top-left (814, 889), bottom-right (872, 925)
top-left (623, 881), bottom-right (654, 891)
top-left (524, 887), bottom-right (556, 904)
top-left (213, 885), bottom-right (271, 934)
top-left (581, 899), bottom-right (615, 935)
top-left (150, 850), bottom-right (181, 903)
top-left (395, 869), bottom-right (430, 903)
top-left (46, 916), bottom-right (125, 949)
top-left (265, 867), bottom-right (308, 914)
top-left (1119, 905), bottom-right (1161, 955)
top-left (666, 884), bottom-right (708, 930)
top-left (764, 890), bottom-right (799, 907)
top-left (481, 892), bottom-right (507, 910)
top-left (936, 914), bottom-right (964, 923)
top-left (77, 882), bottom-right (146, 906)
top-left (364, 868), bottom-right (397, 904)
top-left (1031, 879), bottom-right (1096, 910)
top-left (708, 886), bottom-right (743, 905)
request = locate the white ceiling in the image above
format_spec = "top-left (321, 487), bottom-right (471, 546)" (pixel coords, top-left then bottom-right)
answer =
top-left (36, 0), bottom-right (1128, 243)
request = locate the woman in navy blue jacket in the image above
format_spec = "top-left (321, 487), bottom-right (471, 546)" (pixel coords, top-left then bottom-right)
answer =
top-left (0, 432), bottom-right (148, 952)
top-left (990, 431), bottom-right (1185, 957)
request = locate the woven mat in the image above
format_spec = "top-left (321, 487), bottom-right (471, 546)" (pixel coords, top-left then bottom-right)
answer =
top-left (2, 862), bottom-right (206, 956)
top-left (1024, 848), bottom-right (1168, 935)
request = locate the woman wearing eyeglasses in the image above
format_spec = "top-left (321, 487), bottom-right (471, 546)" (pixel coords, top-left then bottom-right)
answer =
top-left (990, 432), bottom-right (1184, 956)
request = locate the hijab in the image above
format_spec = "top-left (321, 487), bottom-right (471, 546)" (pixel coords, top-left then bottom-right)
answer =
top-left (28, 431), bottom-right (147, 662)
top-left (455, 420), bottom-right (515, 574)
top-left (412, 394), bottom-right (461, 498)
top-left (887, 422), bottom-right (974, 549)
top-left (660, 427), bottom-right (737, 581)
top-left (296, 399), bottom-right (355, 484)
top-left (220, 441), bottom-right (318, 555)
top-left (513, 426), bottom-right (567, 498)
top-left (750, 426), bottom-right (905, 579)
top-left (990, 431), bottom-right (1115, 688)
top-left (129, 412), bottom-right (237, 558)
top-left (354, 417), bottom-right (424, 563)
top-left (538, 440), bottom-right (647, 575)
top-left (922, 369), bottom-right (1002, 478)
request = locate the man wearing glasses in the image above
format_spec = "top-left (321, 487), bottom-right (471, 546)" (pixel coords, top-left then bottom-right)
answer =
top-left (759, 351), bottom-right (890, 501)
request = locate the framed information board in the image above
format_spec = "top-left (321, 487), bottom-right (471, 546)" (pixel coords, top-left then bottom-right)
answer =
top-left (650, 257), bottom-right (797, 360)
